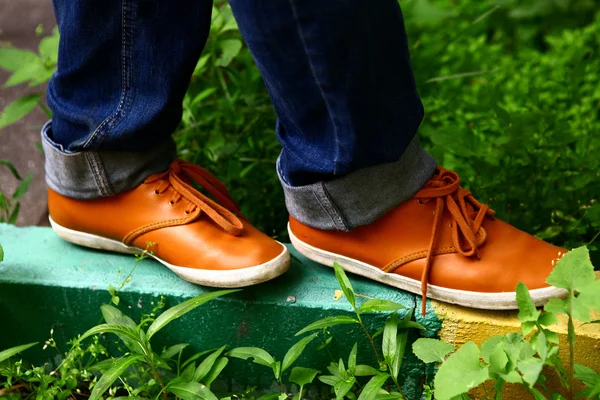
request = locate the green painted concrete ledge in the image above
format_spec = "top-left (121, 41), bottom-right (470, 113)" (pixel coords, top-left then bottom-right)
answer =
top-left (0, 224), bottom-right (441, 399)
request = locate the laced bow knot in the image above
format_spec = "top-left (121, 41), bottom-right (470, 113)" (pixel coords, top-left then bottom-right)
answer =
top-left (413, 167), bottom-right (495, 315)
top-left (142, 159), bottom-right (244, 237)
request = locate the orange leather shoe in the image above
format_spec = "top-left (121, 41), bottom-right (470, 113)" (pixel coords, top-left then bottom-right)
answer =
top-left (289, 167), bottom-right (567, 312)
top-left (48, 159), bottom-right (290, 288)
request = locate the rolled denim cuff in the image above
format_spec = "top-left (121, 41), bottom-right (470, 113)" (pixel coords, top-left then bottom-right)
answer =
top-left (42, 121), bottom-right (177, 199)
top-left (279, 136), bottom-right (436, 231)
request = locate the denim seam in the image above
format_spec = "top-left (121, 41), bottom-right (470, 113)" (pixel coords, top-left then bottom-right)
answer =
top-left (287, 0), bottom-right (342, 175)
top-left (313, 184), bottom-right (350, 231)
top-left (82, 0), bottom-right (131, 150)
top-left (84, 152), bottom-right (115, 196)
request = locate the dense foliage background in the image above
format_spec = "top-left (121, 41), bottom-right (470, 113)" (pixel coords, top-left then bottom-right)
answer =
top-left (1, 0), bottom-right (598, 263)
top-left (178, 0), bottom-right (599, 264)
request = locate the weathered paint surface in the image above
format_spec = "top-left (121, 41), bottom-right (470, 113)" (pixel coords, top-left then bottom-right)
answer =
top-left (433, 299), bottom-right (600, 399)
top-left (0, 224), bottom-right (441, 399)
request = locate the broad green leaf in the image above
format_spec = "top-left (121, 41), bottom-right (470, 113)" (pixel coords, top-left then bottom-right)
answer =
top-left (334, 377), bottom-right (356, 400)
top-left (544, 298), bottom-right (568, 315)
top-left (12, 173), bottom-right (32, 200)
top-left (215, 39), bottom-right (242, 67)
top-left (194, 345), bottom-right (226, 382)
top-left (78, 324), bottom-right (143, 352)
top-left (181, 362), bottom-right (196, 381)
top-left (499, 370), bottom-right (522, 384)
top-left (357, 374), bottom-right (390, 400)
top-left (546, 247), bottom-right (595, 291)
top-left (434, 342), bottom-right (489, 400)
top-left (146, 290), bottom-right (239, 339)
top-left (226, 347), bottom-right (275, 367)
top-left (488, 348), bottom-right (509, 375)
top-left (358, 299), bottom-right (405, 313)
top-left (383, 313), bottom-right (398, 367)
top-left (282, 333), bottom-right (318, 374)
top-left (295, 315), bottom-right (359, 336)
top-left (100, 304), bottom-right (145, 354)
top-left (412, 338), bottom-right (455, 363)
top-left (397, 320), bottom-right (426, 330)
top-left (203, 357), bottom-right (228, 386)
top-left (272, 360), bottom-right (281, 378)
top-left (333, 262), bottom-right (356, 308)
top-left (89, 354), bottom-right (143, 400)
top-left (193, 55), bottom-right (211, 76)
top-left (516, 282), bottom-right (541, 323)
top-left (100, 304), bottom-right (137, 329)
top-left (162, 343), bottom-right (189, 359)
top-left (521, 321), bottom-right (536, 336)
top-left (191, 88), bottom-right (218, 107)
top-left (518, 358), bottom-right (544, 387)
top-left (39, 28), bottom-right (59, 64)
top-left (354, 365), bottom-right (380, 376)
top-left (289, 367), bottom-right (320, 386)
top-left (0, 342), bottom-right (37, 363)
top-left (533, 330), bottom-right (548, 360)
top-left (319, 375), bottom-right (341, 386)
top-left (0, 243), bottom-right (3, 262)
top-left (574, 280), bottom-right (600, 321)
top-left (88, 358), bottom-right (122, 372)
top-left (348, 343), bottom-right (358, 375)
top-left (181, 349), bottom-right (215, 370)
top-left (0, 48), bottom-right (39, 72)
top-left (392, 330), bottom-right (408, 379)
top-left (538, 313), bottom-right (559, 327)
top-left (480, 336), bottom-right (503, 363)
top-left (0, 94), bottom-right (41, 130)
top-left (587, 379), bottom-right (600, 399)
top-left (574, 363), bottom-right (600, 387)
top-left (327, 361), bottom-right (345, 379)
top-left (168, 381), bottom-right (218, 400)
top-left (4, 61), bottom-right (49, 87)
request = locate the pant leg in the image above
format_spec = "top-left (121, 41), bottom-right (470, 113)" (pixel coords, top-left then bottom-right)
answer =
top-left (229, 0), bottom-right (436, 230)
top-left (44, 0), bottom-right (213, 199)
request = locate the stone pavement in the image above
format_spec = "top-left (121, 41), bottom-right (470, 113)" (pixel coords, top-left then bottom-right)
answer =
top-left (0, 0), bottom-right (56, 226)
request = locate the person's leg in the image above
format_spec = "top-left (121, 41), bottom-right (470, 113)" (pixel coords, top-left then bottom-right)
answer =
top-left (229, 0), bottom-right (436, 231)
top-left (44, 0), bottom-right (290, 287)
top-left (229, 0), bottom-right (566, 311)
top-left (45, 0), bottom-right (212, 198)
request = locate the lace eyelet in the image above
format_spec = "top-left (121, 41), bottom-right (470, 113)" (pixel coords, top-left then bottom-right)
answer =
top-left (184, 210), bottom-right (191, 215)
top-left (449, 223), bottom-right (453, 228)
top-left (169, 201), bottom-right (175, 206)
top-left (154, 190), bottom-right (160, 195)
top-left (416, 199), bottom-right (425, 206)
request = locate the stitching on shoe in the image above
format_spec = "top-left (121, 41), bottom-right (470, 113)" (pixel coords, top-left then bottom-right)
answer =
top-left (382, 245), bottom-right (457, 273)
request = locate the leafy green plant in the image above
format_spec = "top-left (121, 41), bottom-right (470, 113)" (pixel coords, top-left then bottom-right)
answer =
top-left (0, 160), bottom-right (32, 224)
top-left (0, 26), bottom-right (58, 128)
top-left (411, 246), bottom-right (600, 400)
top-left (1, 247), bottom-right (599, 399)
top-left (235, 262), bottom-right (424, 400)
top-left (0, 290), bottom-right (238, 399)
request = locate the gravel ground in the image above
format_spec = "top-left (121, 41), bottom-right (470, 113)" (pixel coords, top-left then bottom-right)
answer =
top-left (0, 0), bottom-right (56, 226)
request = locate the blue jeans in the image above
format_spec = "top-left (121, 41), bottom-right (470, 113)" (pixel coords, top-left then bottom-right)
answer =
top-left (44, 0), bottom-right (436, 230)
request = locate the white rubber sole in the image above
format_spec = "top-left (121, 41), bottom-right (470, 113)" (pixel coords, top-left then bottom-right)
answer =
top-left (288, 224), bottom-right (567, 310)
top-left (49, 217), bottom-right (290, 288)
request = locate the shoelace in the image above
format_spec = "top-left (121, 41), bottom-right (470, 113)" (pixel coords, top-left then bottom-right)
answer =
top-left (413, 167), bottom-right (495, 315)
top-left (124, 159), bottom-right (244, 245)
